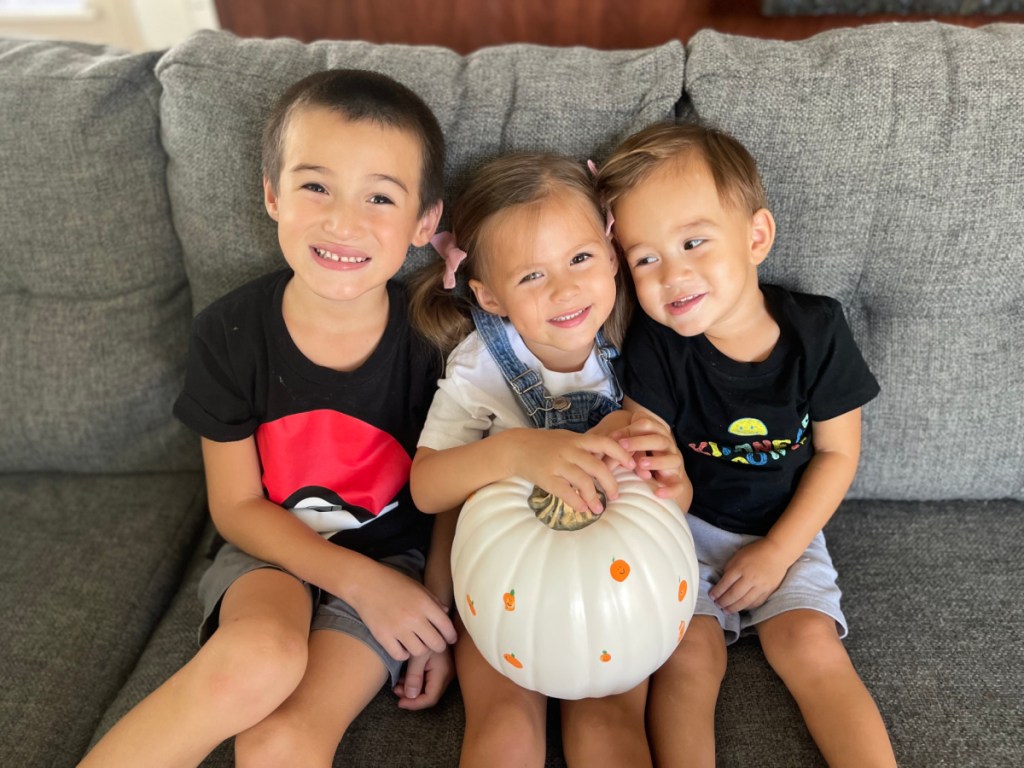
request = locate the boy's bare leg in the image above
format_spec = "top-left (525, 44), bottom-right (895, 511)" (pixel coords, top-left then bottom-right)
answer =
top-left (561, 680), bottom-right (651, 767)
top-left (757, 609), bottom-right (897, 768)
top-left (646, 615), bottom-right (726, 768)
top-left (235, 629), bottom-right (389, 768)
top-left (78, 569), bottom-right (312, 768)
top-left (455, 625), bottom-right (547, 768)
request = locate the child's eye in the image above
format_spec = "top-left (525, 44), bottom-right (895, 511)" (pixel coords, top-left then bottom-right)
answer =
top-left (632, 254), bottom-right (658, 268)
top-left (302, 183), bottom-right (327, 194)
top-left (519, 271), bottom-right (543, 284)
top-left (369, 194), bottom-right (394, 205)
top-left (570, 252), bottom-right (593, 265)
top-left (683, 238), bottom-right (706, 251)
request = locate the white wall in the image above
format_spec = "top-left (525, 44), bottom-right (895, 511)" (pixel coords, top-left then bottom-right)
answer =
top-left (0, 0), bottom-right (219, 51)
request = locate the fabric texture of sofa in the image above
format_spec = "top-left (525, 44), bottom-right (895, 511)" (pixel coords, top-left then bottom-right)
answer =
top-left (1, 22), bottom-right (1021, 768)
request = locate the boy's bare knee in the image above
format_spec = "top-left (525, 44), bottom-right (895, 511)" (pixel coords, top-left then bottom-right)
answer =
top-left (201, 620), bottom-right (309, 720)
top-left (758, 609), bottom-right (849, 680)
top-left (235, 716), bottom-right (325, 768)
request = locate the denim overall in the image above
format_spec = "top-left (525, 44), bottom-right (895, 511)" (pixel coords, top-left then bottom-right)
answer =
top-left (470, 306), bottom-right (623, 434)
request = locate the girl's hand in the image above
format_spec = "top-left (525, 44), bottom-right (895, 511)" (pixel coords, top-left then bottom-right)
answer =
top-left (394, 647), bottom-right (455, 710)
top-left (505, 428), bottom-right (635, 515)
top-left (709, 538), bottom-right (792, 613)
top-left (344, 561), bottom-right (457, 662)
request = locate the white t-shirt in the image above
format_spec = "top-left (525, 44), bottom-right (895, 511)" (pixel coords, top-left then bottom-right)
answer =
top-left (417, 321), bottom-right (614, 451)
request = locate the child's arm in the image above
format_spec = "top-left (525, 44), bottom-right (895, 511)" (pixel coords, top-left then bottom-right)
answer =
top-left (394, 507), bottom-right (458, 709)
top-left (411, 427), bottom-right (636, 516)
top-left (595, 398), bottom-right (692, 506)
top-left (709, 408), bottom-right (862, 613)
top-left (202, 436), bottom-right (457, 660)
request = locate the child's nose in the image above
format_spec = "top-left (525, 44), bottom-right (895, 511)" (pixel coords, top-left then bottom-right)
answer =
top-left (550, 275), bottom-right (581, 301)
top-left (325, 198), bottom-right (361, 237)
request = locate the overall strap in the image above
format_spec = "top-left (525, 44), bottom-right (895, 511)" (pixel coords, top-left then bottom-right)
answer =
top-left (470, 306), bottom-right (571, 429)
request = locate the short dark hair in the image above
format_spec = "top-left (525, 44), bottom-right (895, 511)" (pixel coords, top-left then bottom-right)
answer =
top-left (261, 69), bottom-right (445, 215)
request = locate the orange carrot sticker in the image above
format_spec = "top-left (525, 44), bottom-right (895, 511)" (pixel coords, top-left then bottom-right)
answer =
top-left (678, 620), bottom-right (687, 643)
top-left (466, 594), bottom-right (476, 616)
top-left (610, 558), bottom-right (631, 582)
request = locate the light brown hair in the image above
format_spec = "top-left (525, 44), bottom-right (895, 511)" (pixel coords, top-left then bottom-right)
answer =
top-left (408, 152), bottom-right (631, 356)
top-left (597, 122), bottom-right (767, 217)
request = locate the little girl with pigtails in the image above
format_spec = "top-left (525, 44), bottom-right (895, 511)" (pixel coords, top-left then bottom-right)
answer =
top-left (407, 152), bottom-right (690, 767)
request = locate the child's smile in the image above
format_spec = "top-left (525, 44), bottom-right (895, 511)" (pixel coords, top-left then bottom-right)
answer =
top-left (470, 190), bottom-right (618, 373)
top-left (263, 107), bottom-right (439, 311)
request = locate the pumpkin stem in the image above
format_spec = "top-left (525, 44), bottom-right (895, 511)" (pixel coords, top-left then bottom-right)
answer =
top-left (528, 486), bottom-right (604, 531)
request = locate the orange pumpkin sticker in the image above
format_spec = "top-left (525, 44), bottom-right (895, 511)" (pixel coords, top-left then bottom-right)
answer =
top-left (466, 593), bottom-right (477, 617)
top-left (503, 589), bottom-right (516, 611)
top-left (610, 558), bottom-right (631, 582)
top-left (504, 652), bottom-right (523, 669)
top-left (600, 650), bottom-right (612, 663)
top-left (678, 579), bottom-right (688, 602)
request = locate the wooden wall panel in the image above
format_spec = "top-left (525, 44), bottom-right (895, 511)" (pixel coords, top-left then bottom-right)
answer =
top-left (213, 0), bottom-right (1024, 52)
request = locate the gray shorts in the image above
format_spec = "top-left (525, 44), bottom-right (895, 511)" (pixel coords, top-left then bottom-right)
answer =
top-left (197, 542), bottom-right (426, 687)
top-left (688, 514), bottom-right (847, 645)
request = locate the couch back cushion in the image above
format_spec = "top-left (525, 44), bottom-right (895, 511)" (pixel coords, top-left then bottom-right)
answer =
top-left (684, 22), bottom-right (1024, 501)
top-left (155, 30), bottom-right (685, 313)
top-left (0, 40), bottom-right (199, 473)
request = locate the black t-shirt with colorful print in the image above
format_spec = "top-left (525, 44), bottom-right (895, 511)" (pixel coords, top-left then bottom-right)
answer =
top-left (617, 284), bottom-right (879, 536)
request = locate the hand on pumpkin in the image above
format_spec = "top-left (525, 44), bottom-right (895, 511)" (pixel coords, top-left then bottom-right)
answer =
top-left (394, 646), bottom-right (455, 710)
top-left (506, 427), bottom-right (635, 515)
top-left (345, 560), bottom-right (458, 662)
top-left (709, 538), bottom-right (793, 613)
top-left (610, 413), bottom-right (689, 502)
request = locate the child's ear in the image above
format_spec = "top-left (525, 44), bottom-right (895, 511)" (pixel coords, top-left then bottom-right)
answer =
top-left (263, 176), bottom-right (280, 221)
top-left (411, 201), bottom-right (443, 247)
top-left (468, 278), bottom-right (506, 317)
top-left (749, 208), bottom-right (775, 266)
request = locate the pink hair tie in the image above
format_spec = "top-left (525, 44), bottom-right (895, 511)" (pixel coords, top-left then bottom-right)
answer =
top-left (586, 159), bottom-right (615, 237)
top-left (430, 231), bottom-right (468, 290)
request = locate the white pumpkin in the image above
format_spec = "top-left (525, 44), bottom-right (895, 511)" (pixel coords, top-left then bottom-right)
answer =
top-left (451, 465), bottom-right (698, 700)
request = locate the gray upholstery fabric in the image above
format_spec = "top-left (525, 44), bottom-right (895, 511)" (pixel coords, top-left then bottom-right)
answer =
top-left (0, 472), bottom-right (206, 768)
top-left (717, 498), bottom-right (1024, 768)
top-left (0, 40), bottom-right (199, 473)
top-left (683, 23), bottom-right (1024, 501)
top-left (763, 1), bottom-right (1024, 14)
top-left (155, 30), bottom-right (685, 313)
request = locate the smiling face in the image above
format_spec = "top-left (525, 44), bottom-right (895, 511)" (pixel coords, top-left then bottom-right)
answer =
top-left (263, 107), bottom-right (441, 310)
top-left (613, 153), bottom-right (774, 346)
top-left (469, 190), bottom-right (619, 373)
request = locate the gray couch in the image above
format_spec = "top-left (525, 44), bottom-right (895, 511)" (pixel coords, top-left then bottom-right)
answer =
top-left (1, 23), bottom-right (1021, 768)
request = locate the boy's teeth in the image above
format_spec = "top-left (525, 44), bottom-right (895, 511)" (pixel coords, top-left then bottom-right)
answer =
top-left (315, 248), bottom-right (366, 263)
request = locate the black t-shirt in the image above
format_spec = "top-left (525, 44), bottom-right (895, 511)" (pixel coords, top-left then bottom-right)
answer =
top-left (174, 269), bottom-right (442, 559)
top-left (617, 284), bottom-right (879, 535)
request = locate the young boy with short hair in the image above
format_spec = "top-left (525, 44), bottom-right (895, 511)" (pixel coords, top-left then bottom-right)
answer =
top-left (598, 122), bottom-right (897, 767)
top-left (80, 69), bottom-right (456, 768)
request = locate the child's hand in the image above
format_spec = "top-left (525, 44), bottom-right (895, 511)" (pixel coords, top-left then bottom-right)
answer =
top-left (506, 428), bottom-right (636, 515)
top-left (345, 561), bottom-right (457, 662)
top-left (709, 538), bottom-right (792, 613)
top-left (611, 413), bottom-right (688, 501)
top-left (394, 647), bottom-right (455, 710)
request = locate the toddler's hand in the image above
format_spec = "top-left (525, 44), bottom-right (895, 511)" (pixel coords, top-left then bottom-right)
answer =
top-left (394, 647), bottom-right (455, 710)
top-left (345, 561), bottom-right (457, 662)
top-left (611, 413), bottom-right (687, 500)
top-left (709, 538), bottom-right (792, 613)
top-left (506, 428), bottom-right (635, 515)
